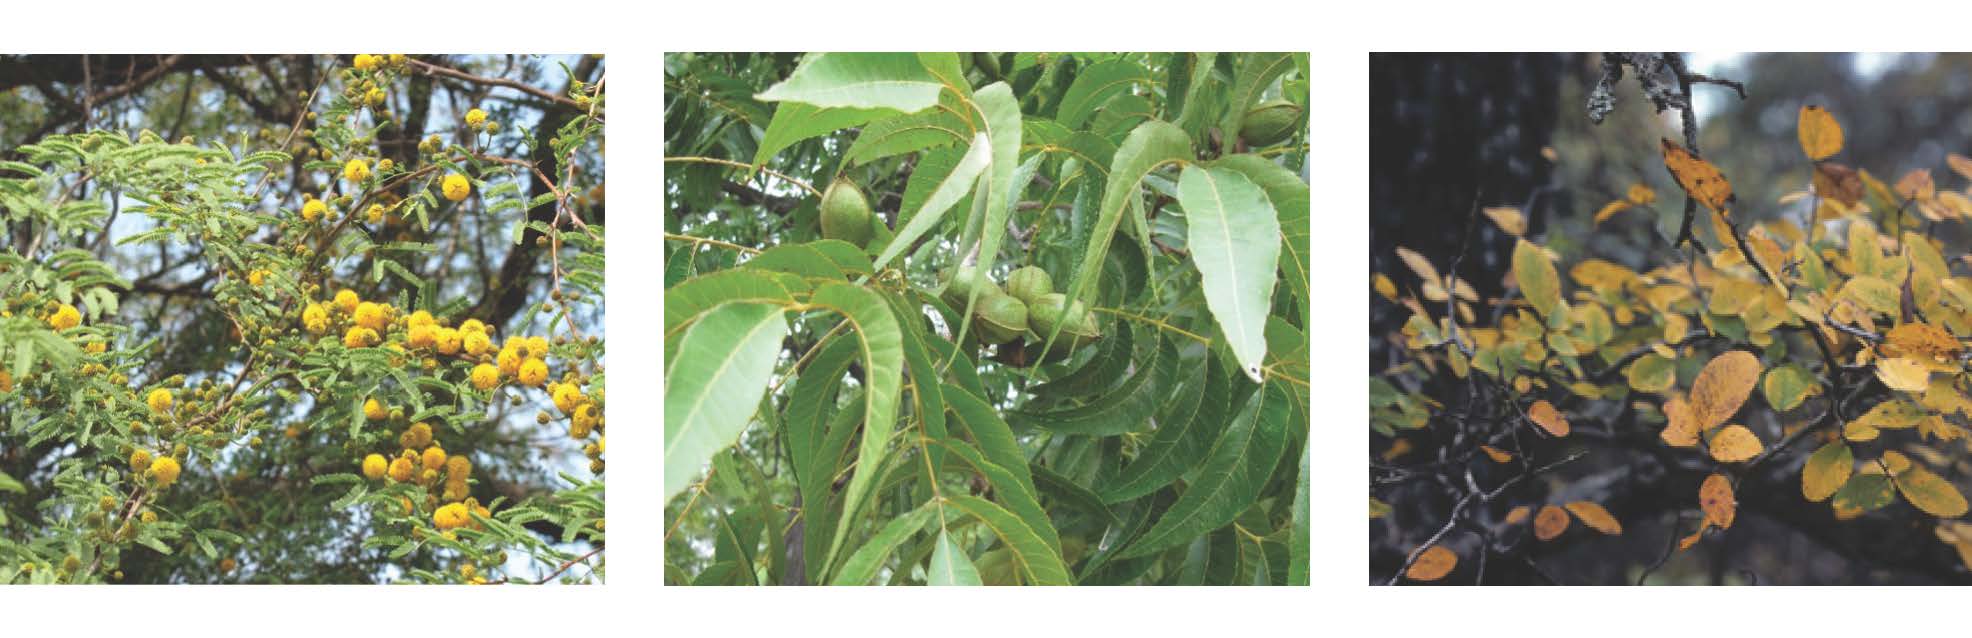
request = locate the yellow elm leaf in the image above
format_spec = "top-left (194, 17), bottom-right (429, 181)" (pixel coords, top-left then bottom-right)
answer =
top-left (1480, 445), bottom-right (1513, 464)
top-left (1512, 239), bottom-right (1562, 319)
top-left (1897, 465), bottom-right (1970, 518)
top-left (1627, 352), bottom-right (1676, 393)
top-left (1761, 364), bottom-right (1816, 412)
top-left (1874, 357), bottom-right (1931, 393)
top-left (1564, 501), bottom-right (1623, 535)
top-left (1533, 504), bottom-right (1570, 541)
top-left (1950, 153), bottom-right (1972, 182)
top-left (1708, 424), bottom-right (1763, 463)
top-left (1394, 246), bottom-right (1441, 286)
top-left (1661, 397), bottom-right (1700, 448)
top-left (1945, 191), bottom-right (1972, 219)
top-left (1661, 138), bottom-right (1734, 212)
top-left (1699, 473), bottom-right (1736, 530)
top-left (1592, 200), bottom-right (1632, 226)
top-left (1797, 104), bottom-right (1844, 160)
top-left (1626, 183), bottom-right (1656, 205)
top-left (1407, 545), bottom-right (1457, 581)
top-left (1832, 474), bottom-right (1894, 520)
top-left (1504, 505), bottom-right (1532, 525)
top-left (1483, 206), bottom-right (1526, 236)
top-left (1801, 440), bottom-right (1853, 503)
top-left (1526, 400), bottom-right (1570, 438)
top-left (1689, 350), bottom-right (1761, 431)
top-left (1372, 273), bottom-right (1398, 301)
top-left (1839, 275), bottom-right (1900, 317)
top-left (1814, 162), bottom-right (1864, 207)
top-left (1884, 322), bottom-right (1962, 361)
top-left (1896, 168), bottom-right (1936, 201)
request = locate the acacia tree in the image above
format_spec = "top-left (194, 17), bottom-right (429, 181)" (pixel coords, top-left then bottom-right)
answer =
top-left (1373, 54), bottom-right (1972, 585)
top-left (0, 54), bottom-right (605, 584)
top-left (665, 52), bottom-right (1311, 585)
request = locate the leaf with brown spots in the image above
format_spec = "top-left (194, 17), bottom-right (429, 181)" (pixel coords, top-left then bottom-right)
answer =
top-left (1813, 162), bottom-right (1864, 207)
top-left (1526, 400), bottom-right (1570, 438)
top-left (1690, 351), bottom-right (1761, 431)
top-left (1661, 138), bottom-right (1734, 212)
top-left (1661, 397), bottom-right (1699, 448)
top-left (1884, 322), bottom-right (1962, 361)
top-left (1699, 473), bottom-right (1736, 530)
top-left (1533, 504), bottom-right (1570, 541)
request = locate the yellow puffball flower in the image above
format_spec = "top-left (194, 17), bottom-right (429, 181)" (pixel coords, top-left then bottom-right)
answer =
top-left (352, 53), bottom-right (378, 71)
top-left (421, 446), bottom-right (448, 471)
top-left (149, 457), bottom-right (181, 488)
top-left (302, 198), bottom-right (328, 222)
top-left (572, 404), bottom-right (599, 439)
top-left (129, 449), bottom-right (153, 473)
top-left (459, 319), bottom-right (487, 335)
top-left (526, 336), bottom-right (550, 357)
top-left (445, 455), bottom-right (471, 479)
top-left (362, 453), bottom-right (388, 480)
top-left (470, 363), bottom-right (499, 390)
top-left (434, 327), bottom-right (463, 355)
top-left (48, 303), bottom-right (81, 330)
top-left (551, 383), bottom-right (583, 415)
top-left (387, 456), bottom-right (415, 482)
top-left (364, 398), bottom-right (387, 421)
top-left (343, 158), bottom-right (371, 182)
top-left (496, 347), bottom-right (521, 376)
top-left (404, 422), bottom-right (434, 449)
top-left (85, 340), bottom-right (107, 354)
top-left (388, 54), bottom-right (406, 67)
top-left (441, 173), bottom-right (471, 202)
top-left (441, 480), bottom-right (470, 502)
top-left (353, 301), bottom-right (390, 331)
top-left (248, 269), bottom-right (270, 286)
top-left (434, 502), bottom-right (471, 530)
top-left (464, 108), bottom-right (487, 128)
top-left (0, 369), bottom-right (12, 393)
top-left (407, 324), bottom-right (436, 349)
top-left (343, 326), bottom-right (379, 348)
top-left (366, 204), bottom-right (385, 224)
top-left (302, 303), bottom-right (330, 334)
top-left (146, 389), bottom-right (173, 414)
top-left (333, 289), bottom-right (360, 314)
top-left (365, 87), bottom-right (386, 106)
top-left (407, 310), bottom-right (436, 328)
top-left (462, 331), bottom-right (491, 357)
top-left (597, 435), bottom-right (603, 453)
top-left (517, 358), bottom-right (548, 387)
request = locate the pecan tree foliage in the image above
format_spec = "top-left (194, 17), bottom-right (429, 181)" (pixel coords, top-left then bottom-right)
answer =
top-left (1373, 67), bottom-right (1972, 584)
top-left (665, 52), bottom-right (1311, 585)
top-left (0, 54), bottom-right (605, 584)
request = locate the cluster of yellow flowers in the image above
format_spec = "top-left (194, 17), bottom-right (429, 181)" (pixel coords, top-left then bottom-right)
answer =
top-left (127, 448), bottom-right (182, 489)
top-left (45, 302), bottom-right (82, 331)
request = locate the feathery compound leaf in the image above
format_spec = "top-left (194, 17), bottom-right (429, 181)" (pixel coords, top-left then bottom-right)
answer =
top-left (1120, 381), bottom-right (1291, 559)
top-left (1178, 165), bottom-right (1281, 383)
top-left (756, 53), bottom-right (946, 112)
top-left (1511, 239), bottom-right (1561, 319)
top-left (1797, 105), bottom-right (1844, 160)
top-left (663, 302), bottom-right (788, 503)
